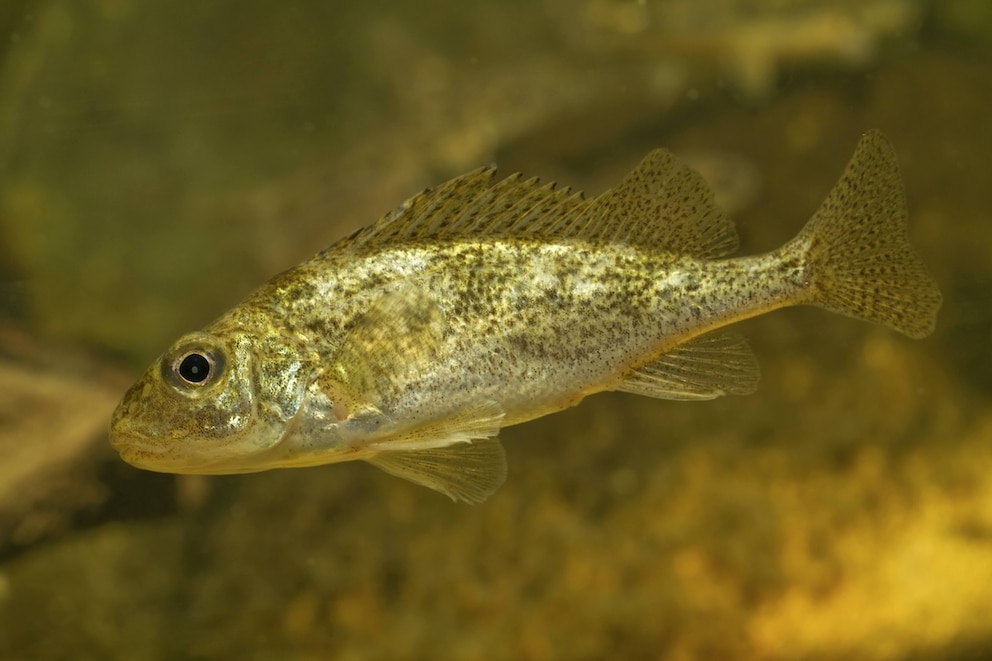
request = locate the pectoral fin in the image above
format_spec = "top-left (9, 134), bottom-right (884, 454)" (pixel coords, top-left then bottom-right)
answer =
top-left (616, 331), bottom-right (760, 400)
top-left (322, 283), bottom-right (444, 413)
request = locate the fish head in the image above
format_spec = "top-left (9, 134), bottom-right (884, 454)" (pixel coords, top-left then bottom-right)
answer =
top-left (109, 328), bottom-right (309, 474)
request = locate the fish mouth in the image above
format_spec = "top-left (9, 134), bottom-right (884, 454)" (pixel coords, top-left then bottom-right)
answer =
top-left (108, 408), bottom-right (230, 474)
top-left (108, 411), bottom-right (167, 466)
top-left (110, 437), bottom-right (174, 473)
top-left (112, 440), bottom-right (255, 475)
top-left (108, 426), bottom-right (189, 472)
top-left (109, 426), bottom-right (276, 476)
top-left (109, 425), bottom-right (202, 473)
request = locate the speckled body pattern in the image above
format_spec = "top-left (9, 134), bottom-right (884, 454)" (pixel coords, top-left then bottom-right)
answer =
top-left (110, 130), bottom-right (941, 502)
top-left (239, 240), bottom-right (800, 426)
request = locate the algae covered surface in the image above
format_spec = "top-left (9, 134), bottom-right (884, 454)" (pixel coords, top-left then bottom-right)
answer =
top-left (2, 1), bottom-right (992, 659)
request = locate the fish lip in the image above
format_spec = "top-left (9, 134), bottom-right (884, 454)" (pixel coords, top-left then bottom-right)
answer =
top-left (109, 433), bottom-right (170, 470)
top-left (109, 414), bottom-right (211, 471)
top-left (109, 427), bottom-right (273, 475)
top-left (108, 412), bottom-right (164, 455)
top-left (109, 424), bottom-right (199, 472)
top-left (111, 438), bottom-right (228, 475)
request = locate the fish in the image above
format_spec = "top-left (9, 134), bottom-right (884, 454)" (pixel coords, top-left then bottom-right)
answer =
top-left (109, 129), bottom-right (942, 503)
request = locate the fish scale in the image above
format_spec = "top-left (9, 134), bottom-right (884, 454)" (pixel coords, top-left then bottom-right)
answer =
top-left (110, 130), bottom-right (941, 503)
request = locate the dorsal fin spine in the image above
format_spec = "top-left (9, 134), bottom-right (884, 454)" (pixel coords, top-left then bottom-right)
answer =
top-left (338, 148), bottom-right (737, 260)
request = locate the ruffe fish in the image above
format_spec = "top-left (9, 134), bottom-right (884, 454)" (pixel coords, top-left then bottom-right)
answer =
top-left (109, 130), bottom-right (942, 503)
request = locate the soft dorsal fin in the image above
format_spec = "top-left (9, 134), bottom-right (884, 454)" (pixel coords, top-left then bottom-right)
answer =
top-left (570, 149), bottom-right (739, 258)
top-left (340, 149), bottom-right (737, 258)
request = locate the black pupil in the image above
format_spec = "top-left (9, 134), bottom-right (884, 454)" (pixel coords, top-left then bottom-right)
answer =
top-left (178, 353), bottom-right (211, 383)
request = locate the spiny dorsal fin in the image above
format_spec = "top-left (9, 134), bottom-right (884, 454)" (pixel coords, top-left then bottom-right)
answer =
top-left (615, 330), bottom-right (760, 400)
top-left (341, 149), bottom-right (737, 258)
top-left (343, 167), bottom-right (498, 248)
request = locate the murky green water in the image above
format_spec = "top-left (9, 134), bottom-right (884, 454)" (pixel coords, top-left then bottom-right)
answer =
top-left (1, 1), bottom-right (991, 659)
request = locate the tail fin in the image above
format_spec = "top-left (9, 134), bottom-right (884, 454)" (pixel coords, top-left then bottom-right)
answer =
top-left (794, 130), bottom-right (942, 338)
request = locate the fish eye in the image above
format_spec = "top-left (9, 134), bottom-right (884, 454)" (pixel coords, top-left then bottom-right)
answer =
top-left (177, 352), bottom-right (212, 383)
top-left (163, 337), bottom-right (227, 391)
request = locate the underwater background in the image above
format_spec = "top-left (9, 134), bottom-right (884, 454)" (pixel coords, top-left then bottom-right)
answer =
top-left (1, 0), bottom-right (991, 659)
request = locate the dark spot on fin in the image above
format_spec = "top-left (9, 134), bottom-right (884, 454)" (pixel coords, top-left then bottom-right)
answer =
top-left (615, 331), bottom-right (760, 400)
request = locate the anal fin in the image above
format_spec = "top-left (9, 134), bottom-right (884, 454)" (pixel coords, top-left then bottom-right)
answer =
top-left (616, 331), bottom-right (760, 400)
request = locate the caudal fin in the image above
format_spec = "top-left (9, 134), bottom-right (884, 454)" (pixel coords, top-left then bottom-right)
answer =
top-left (795, 130), bottom-right (942, 338)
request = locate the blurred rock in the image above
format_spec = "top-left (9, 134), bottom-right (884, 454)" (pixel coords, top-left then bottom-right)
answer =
top-left (0, 326), bottom-right (173, 559)
top-left (547, 0), bottom-right (923, 96)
